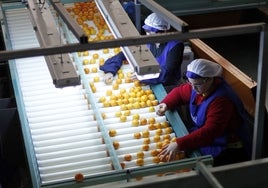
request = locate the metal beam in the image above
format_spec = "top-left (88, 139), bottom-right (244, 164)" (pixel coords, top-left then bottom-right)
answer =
top-left (27, 0), bottom-right (80, 88)
top-left (48, 0), bottom-right (88, 43)
top-left (0, 22), bottom-right (265, 61)
top-left (252, 25), bottom-right (268, 159)
top-left (172, 2), bottom-right (267, 16)
top-left (138, 0), bottom-right (189, 32)
top-left (196, 161), bottom-right (223, 188)
top-left (98, 158), bottom-right (268, 188)
top-left (134, 0), bottom-right (141, 33)
top-left (95, 0), bottom-right (160, 77)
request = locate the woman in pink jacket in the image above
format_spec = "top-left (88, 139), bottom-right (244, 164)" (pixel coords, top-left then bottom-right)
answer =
top-left (157, 58), bottom-right (252, 166)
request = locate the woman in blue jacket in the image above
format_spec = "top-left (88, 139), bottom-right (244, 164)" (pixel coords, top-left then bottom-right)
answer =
top-left (100, 13), bottom-right (184, 88)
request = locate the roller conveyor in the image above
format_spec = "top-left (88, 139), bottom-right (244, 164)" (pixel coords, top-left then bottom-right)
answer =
top-left (0, 1), bottom-right (208, 187)
top-left (3, 4), bottom-right (117, 186)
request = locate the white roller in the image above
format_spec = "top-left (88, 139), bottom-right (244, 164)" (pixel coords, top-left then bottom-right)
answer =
top-left (41, 164), bottom-right (113, 183)
top-left (23, 94), bottom-right (85, 107)
top-left (25, 100), bottom-right (88, 112)
top-left (39, 157), bottom-right (111, 174)
top-left (114, 145), bottom-right (143, 156)
top-left (23, 89), bottom-right (86, 102)
top-left (123, 157), bottom-right (159, 169)
top-left (36, 145), bottom-right (108, 161)
top-left (117, 150), bottom-right (152, 161)
top-left (101, 107), bottom-right (157, 118)
top-left (37, 150), bottom-right (108, 167)
top-left (108, 126), bottom-right (150, 136)
top-left (103, 116), bottom-right (166, 129)
top-left (30, 122), bottom-right (98, 135)
top-left (26, 105), bottom-right (90, 118)
top-left (28, 110), bottom-right (92, 124)
top-left (32, 131), bottom-right (102, 144)
top-left (25, 97), bottom-right (87, 109)
top-left (34, 140), bottom-right (106, 154)
top-left (113, 138), bottom-right (145, 149)
top-left (28, 116), bottom-right (95, 129)
top-left (112, 132), bottom-right (175, 143)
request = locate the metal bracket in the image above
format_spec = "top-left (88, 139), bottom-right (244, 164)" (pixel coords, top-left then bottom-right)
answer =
top-left (196, 160), bottom-right (224, 188)
top-left (27, 0), bottom-right (80, 88)
top-left (95, 0), bottom-right (160, 77)
top-left (48, 0), bottom-right (88, 43)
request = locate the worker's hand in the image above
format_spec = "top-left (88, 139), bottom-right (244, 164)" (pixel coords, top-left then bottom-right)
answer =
top-left (158, 142), bottom-right (179, 162)
top-left (156, 103), bottom-right (167, 116)
top-left (104, 72), bottom-right (114, 85)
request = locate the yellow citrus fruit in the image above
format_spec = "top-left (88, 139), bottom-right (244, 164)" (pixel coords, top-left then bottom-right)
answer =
top-left (83, 59), bottom-right (89, 65)
top-left (137, 151), bottom-right (144, 158)
top-left (102, 48), bottom-right (109, 54)
top-left (93, 53), bottom-right (99, 59)
top-left (84, 68), bottom-right (90, 74)
top-left (134, 132), bottom-right (141, 139)
top-left (91, 67), bottom-right (98, 73)
top-left (113, 141), bottom-right (120, 150)
top-left (120, 115), bottom-right (127, 122)
top-left (115, 111), bottom-right (122, 117)
top-left (132, 119), bottom-right (139, 126)
top-left (93, 76), bottom-right (100, 82)
top-left (142, 130), bottom-right (150, 138)
top-left (132, 114), bottom-right (140, 120)
top-left (109, 129), bottom-right (117, 137)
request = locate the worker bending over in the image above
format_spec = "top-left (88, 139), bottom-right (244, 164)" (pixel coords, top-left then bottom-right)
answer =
top-left (157, 58), bottom-right (252, 166)
top-left (100, 13), bottom-right (184, 89)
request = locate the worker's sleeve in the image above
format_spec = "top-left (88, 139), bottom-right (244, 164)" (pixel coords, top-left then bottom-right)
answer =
top-left (161, 83), bottom-right (192, 109)
top-left (165, 41), bottom-right (184, 81)
top-left (140, 42), bottom-right (184, 85)
top-left (99, 52), bottom-right (126, 75)
top-left (122, 1), bottom-right (135, 23)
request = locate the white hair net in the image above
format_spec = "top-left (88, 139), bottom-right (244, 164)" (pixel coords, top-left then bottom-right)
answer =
top-left (143, 13), bottom-right (170, 31)
top-left (186, 59), bottom-right (223, 78)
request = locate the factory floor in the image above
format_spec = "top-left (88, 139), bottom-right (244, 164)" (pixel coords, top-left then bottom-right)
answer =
top-left (0, 33), bottom-right (263, 188)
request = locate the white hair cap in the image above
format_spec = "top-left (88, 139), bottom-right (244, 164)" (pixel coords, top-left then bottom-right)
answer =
top-left (143, 13), bottom-right (170, 31)
top-left (186, 59), bottom-right (223, 78)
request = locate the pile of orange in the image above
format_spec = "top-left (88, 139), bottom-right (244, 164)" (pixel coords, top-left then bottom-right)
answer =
top-left (66, 1), bottom-right (113, 41)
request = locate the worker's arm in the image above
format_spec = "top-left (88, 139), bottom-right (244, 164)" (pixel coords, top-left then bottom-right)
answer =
top-left (99, 52), bottom-right (126, 75)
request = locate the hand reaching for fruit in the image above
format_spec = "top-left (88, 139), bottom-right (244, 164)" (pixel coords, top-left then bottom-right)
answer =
top-left (158, 142), bottom-right (179, 162)
top-left (156, 103), bottom-right (167, 116)
top-left (104, 72), bottom-right (114, 85)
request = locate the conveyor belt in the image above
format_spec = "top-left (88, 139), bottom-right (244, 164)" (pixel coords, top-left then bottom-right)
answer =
top-left (4, 4), bottom-right (116, 185)
top-left (1, 1), bottom-right (203, 187)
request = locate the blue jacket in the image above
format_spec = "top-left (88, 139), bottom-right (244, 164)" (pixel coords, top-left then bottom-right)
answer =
top-left (122, 1), bottom-right (135, 23)
top-left (99, 40), bottom-right (184, 86)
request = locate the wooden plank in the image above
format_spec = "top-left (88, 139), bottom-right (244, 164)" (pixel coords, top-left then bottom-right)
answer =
top-left (189, 38), bottom-right (256, 117)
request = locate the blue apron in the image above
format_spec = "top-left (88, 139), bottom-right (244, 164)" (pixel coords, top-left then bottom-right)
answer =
top-left (142, 41), bottom-right (181, 85)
